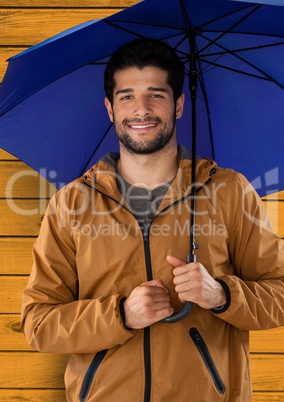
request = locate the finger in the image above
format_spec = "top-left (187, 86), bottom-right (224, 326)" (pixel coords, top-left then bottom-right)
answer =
top-left (167, 255), bottom-right (186, 267)
top-left (173, 272), bottom-right (191, 286)
top-left (141, 279), bottom-right (169, 293)
top-left (173, 261), bottom-right (201, 278)
top-left (175, 280), bottom-right (192, 294)
top-left (154, 306), bottom-right (175, 320)
top-left (151, 300), bottom-right (173, 311)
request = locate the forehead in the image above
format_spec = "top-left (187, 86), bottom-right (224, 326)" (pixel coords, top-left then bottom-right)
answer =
top-left (113, 66), bottom-right (170, 90)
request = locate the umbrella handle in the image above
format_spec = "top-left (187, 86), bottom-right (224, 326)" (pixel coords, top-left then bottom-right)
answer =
top-left (161, 254), bottom-right (196, 323)
top-left (161, 301), bottom-right (195, 323)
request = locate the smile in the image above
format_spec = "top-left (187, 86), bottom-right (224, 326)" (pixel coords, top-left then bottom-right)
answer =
top-left (129, 123), bottom-right (157, 129)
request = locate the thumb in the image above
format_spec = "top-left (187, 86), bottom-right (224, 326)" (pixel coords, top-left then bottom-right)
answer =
top-left (167, 255), bottom-right (186, 267)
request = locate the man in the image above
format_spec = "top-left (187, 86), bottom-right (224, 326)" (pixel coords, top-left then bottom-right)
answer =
top-left (21, 38), bottom-right (284, 401)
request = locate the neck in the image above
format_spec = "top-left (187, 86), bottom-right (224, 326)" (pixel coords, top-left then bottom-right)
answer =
top-left (117, 140), bottom-right (179, 190)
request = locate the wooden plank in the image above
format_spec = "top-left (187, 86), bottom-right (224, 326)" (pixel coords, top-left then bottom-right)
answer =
top-left (263, 190), bottom-right (284, 201)
top-left (0, 237), bottom-right (34, 275)
top-left (262, 200), bottom-right (284, 237)
top-left (0, 389), bottom-right (66, 402)
top-left (1, 0), bottom-right (138, 6)
top-left (250, 327), bottom-right (284, 353)
top-left (0, 9), bottom-right (124, 46)
top-left (0, 161), bottom-right (57, 199)
top-left (0, 199), bottom-right (46, 236)
top-left (0, 314), bottom-right (32, 351)
top-left (0, 148), bottom-right (19, 160)
top-left (0, 352), bottom-right (282, 390)
top-left (0, 352), bottom-right (68, 388)
top-left (251, 354), bottom-right (284, 391)
top-left (0, 276), bottom-right (29, 314)
top-left (253, 393), bottom-right (284, 402)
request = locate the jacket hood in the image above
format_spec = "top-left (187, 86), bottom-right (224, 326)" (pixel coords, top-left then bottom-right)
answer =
top-left (82, 145), bottom-right (217, 204)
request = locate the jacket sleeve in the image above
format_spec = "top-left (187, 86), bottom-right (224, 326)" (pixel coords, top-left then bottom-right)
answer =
top-left (214, 173), bottom-right (284, 331)
top-left (21, 192), bottom-right (135, 354)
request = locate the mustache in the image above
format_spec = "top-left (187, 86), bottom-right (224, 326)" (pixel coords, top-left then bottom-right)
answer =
top-left (122, 116), bottom-right (162, 125)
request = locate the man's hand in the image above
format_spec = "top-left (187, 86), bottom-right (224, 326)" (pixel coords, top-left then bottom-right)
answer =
top-left (167, 255), bottom-right (226, 310)
top-left (123, 279), bottom-right (174, 329)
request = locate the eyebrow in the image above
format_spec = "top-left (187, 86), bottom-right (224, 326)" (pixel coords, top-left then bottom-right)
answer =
top-left (115, 87), bottom-right (169, 96)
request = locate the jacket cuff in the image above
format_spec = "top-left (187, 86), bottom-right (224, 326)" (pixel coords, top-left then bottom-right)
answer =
top-left (211, 279), bottom-right (231, 314)
top-left (119, 297), bottom-right (133, 330)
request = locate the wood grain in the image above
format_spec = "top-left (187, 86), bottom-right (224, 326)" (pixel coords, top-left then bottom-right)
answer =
top-left (250, 354), bottom-right (284, 391)
top-left (250, 327), bottom-right (284, 353)
top-left (0, 161), bottom-right (57, 199)
top-left (252, 393), bottom-right (284, 402)
top-left (0, 352), bottom-right (282, 390)
top-left (0, 352), bottom-right (68, 388)
top-left (0, 237), bottom-right (34, 275)
top-left (0, 148), bottom-right (19, 160)
top-left (0, 276), bottom-right (29, 314)
top-left (0, 9), bottom-right (124, 46)
top-left (0, 199), bottom-right (45, 236)
top-left (0, 314), bottom-right (31, 351)
top-left (0, 389), bottom-right (66, 402)
top-left (1, 0), bottom-right (138, 7)
top-left (262, 200), bottom-right (284, 237)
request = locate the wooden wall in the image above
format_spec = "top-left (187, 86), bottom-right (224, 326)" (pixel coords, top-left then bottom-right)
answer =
top-left (0, 1), bottom-right (283, 401)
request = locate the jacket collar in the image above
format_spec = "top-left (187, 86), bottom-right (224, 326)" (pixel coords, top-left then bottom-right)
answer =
top-left (82, 145), bottom-right (217, 209)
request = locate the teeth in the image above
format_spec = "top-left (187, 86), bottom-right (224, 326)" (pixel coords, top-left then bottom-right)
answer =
top-left (131, 124), bottom-right (156, 129)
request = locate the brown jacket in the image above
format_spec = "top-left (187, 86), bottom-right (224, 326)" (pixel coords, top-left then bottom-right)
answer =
top-left (21, 147), bottom-right (284, 401)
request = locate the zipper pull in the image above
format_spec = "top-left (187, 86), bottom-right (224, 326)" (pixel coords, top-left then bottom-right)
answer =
top-left (143, 232), bottom-right (149, 243)
top-left (192, 328), bottom-right (201, 343)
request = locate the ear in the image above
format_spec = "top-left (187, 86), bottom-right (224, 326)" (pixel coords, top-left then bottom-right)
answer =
top-left (104, 97), bottom-right (114, 122)
top-left (175, 93), bottom-right (185, 120)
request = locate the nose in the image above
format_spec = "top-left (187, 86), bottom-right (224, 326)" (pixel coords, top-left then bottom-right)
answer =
top-left (133, 96), bottom-right (152, 117)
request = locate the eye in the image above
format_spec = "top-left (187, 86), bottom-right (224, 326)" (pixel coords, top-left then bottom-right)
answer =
top-left (120, 95), bottom-right (133, 100)
top-left (150, 93), bottom-right (164, 98)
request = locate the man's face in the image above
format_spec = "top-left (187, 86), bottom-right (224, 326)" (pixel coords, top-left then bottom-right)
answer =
top-left (104, 66), bottom-right (184, 154)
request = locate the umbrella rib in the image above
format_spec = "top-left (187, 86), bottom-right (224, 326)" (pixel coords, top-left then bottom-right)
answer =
top-left (197, 4), bottom-right (261, 55)
top-left (104, 18), bottom-right (184, 34)
top-left (198, 33), bottom-right (284, 90)
top-left (103, 19), bottom-right (189, 51)
top-left (199, 58), bottom-right (269, 79)
top-left (201, 29), bottom-right (284, 40)
top-left (196, 66), bottom-right (215, 161)
top-left (194, 3), bottom-right (261, 32)
top-left (79, 123), bottom-right (114, 177)
top-left (199, 40), bottom-right (284, 57)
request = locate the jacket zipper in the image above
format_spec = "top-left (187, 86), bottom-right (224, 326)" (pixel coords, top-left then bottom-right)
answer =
top-left (190, 328), bottom-right (225, 394)
top-left (79, 349), bottom-right (108, 402)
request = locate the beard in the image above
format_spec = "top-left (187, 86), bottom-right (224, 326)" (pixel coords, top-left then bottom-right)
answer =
top-left (113, 114), bottom-right (176, 155)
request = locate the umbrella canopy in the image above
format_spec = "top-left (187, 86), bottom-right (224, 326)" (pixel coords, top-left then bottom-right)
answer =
top-left (0, 0), bottom-right (283, 196)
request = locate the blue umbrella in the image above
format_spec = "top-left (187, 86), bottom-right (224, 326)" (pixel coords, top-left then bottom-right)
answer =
top-left (0, 0), bottom-right (283, 196)
top-left (1, 0), bottom-right (283, 322)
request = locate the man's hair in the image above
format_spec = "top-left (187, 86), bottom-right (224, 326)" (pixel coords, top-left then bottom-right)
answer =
top-left (104, 38), bottom-right (185, 104)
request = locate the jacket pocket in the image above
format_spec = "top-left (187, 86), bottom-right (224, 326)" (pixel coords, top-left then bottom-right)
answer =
top-left (79, 349), bottom-right (108, 402)
top-left (189, 328), bottom-right (225, 395)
